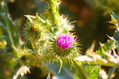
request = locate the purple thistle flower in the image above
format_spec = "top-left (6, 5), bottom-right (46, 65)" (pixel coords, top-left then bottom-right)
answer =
top-left (56, 32), bottom-right (76, 50)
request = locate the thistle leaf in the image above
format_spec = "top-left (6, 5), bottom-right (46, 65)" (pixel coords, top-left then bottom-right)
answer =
top-left (0, 1), bottom-right (19, 47)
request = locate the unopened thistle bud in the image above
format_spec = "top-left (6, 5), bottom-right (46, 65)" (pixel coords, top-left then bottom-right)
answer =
top-left (24, 25), bottom-right (41, 42)
top-left (23, 14), bottom-right (45, 42)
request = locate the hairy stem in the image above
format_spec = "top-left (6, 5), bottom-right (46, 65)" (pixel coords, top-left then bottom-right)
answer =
top-left (47, 0), bottom-right (60, 27)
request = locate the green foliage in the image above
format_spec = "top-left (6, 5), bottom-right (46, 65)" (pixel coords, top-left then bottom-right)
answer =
top-left (82, 64), bottom-right (100, 79)
top-left (96, 40), bottom-right (114, 58)
top-left (1, 0), bottom-right (119, 79)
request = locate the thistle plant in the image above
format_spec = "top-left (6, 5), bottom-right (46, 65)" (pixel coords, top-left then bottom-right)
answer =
top-left (20, 0), bottom-right (80, 74)
top-left (20, 0), bottom-right (119, 78)
top-left (1, 0), bottom-right (119, 79)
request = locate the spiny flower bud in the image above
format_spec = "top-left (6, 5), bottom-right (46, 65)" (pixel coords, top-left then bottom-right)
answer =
top-left (52, 33), bottom-right (77, 57)
top-left (23, 14), bottom-right (45, 42)
top-left (24, 25), bottom-right (41, 42)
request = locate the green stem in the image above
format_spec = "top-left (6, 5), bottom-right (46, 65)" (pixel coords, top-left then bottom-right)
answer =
top-left (73, 60), bottom-right (87, 79)
top-left (6, 18), bottom-right (19, 57)
top-left (31, 41), bottom-right (39, 54)
top-left (31, 41), bottom-right (35, 50)
top-left (76, 56), bottom-right (118, 67)
top-left (47, 0), bottom-right (60, 27)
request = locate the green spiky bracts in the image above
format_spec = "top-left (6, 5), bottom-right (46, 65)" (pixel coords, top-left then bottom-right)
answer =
top-left (23, 13), bottom-right (47, 42)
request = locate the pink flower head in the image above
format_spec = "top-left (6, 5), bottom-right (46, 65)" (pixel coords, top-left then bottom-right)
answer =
top-left (56, 32), bottom-right (76, 50)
